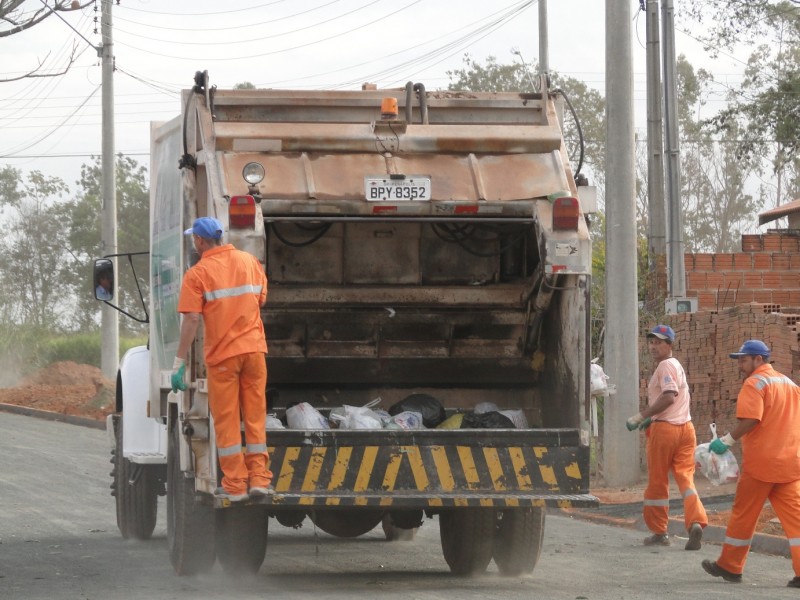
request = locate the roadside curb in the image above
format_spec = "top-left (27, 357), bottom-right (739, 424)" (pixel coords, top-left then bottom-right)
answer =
top-left (559, 507), bottom-right (790, 557)
top-left (0, 402), bottom-right (105, 430)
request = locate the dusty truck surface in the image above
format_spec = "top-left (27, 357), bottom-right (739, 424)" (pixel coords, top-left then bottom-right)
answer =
top-left (103, 71), bottom-right (598, 577)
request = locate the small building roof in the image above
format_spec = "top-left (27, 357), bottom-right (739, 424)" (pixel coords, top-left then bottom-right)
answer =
top-left (759, 199), bottom-right (800, 227)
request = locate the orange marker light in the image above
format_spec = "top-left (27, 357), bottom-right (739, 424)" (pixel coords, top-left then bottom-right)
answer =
top-left (381, 97), bottom-right (398, 120)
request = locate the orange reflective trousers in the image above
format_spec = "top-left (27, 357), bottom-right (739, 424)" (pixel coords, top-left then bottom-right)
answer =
top-left (643, 421), bottom-right (708, 535)
top-left (207, 352), bottom-right (272, 495)
top-left (717, 472), bottom-right (800, 576)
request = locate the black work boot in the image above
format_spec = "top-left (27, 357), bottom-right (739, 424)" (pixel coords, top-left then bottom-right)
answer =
top-left (788, 576), bottom-right (800, 588)
top-left (643, 533), bottom-right (670, 546)
top-left (685, 523), bottom-right (703, 550)
top-left (702, 559), bottom-right (742, 583)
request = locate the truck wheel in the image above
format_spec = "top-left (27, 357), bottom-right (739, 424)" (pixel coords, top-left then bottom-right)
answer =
top-left (215, 506), bottom-right (269, 576)
top-left (492, 507), bottom-right (545, 576)
top-left (113, 415), bottom-right (157, 540)
top-left (167, 418), bottom-right (216, 575)
top-left (439, 509), bottom-right (495, 575)
top-left (308, 509), bottom-right (384, 538)
top-left (381, 514), bottom-right (417, 541)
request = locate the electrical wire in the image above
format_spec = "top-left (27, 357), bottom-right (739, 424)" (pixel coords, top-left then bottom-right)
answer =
top-left (269, 222), bottom-right (332, 247)
top-left (113, 0), bottom-right (424, 62)
top-left (0, 84), bottom-right (100, 158)
top-left (113, 0), bottom-right (348, 33)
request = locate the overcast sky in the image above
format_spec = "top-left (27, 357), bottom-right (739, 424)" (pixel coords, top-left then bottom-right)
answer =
top-left (1, 0), bottom-right (749, 186)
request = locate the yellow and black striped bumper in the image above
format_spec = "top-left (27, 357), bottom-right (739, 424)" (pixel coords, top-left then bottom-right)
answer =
top-left (246, 428), bottom-right (598, 509)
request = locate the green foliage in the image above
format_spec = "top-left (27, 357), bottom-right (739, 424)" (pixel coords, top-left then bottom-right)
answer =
top-left (62, 154), bottom-right (150, 335)
top-left (446, 53), bottom-right (606, 197)
top-left (40, 333), bottom-right (147, 368)
top-left (0, 166), bottom-right (75, 329)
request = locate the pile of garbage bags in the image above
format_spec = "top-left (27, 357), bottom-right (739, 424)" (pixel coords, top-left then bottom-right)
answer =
top-left (271, 395), bottom-right (529, 431)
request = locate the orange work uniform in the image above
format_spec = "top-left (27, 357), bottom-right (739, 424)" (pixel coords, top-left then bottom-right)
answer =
top-left (177, 244), bottom-right (271, 495)
top-left (716, 364), bottom-right (800, 576)
top-left (643, 357), bottom-right (708, 535)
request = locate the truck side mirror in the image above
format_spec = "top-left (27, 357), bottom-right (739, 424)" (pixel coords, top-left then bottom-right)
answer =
top-left (94, 258), bottom-right (114, 301)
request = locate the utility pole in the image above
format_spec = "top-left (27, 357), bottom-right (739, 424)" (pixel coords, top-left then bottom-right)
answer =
top-left (100, 0), bottom-right (118, 380)
top-left (645, 0), bottom-right (666, 300)
top-left (662, 0), bottom-right (686, 299)
top-left (603, 0), bottom-right (640, 486)
top-left (538, 0), bottom-right (549, 89)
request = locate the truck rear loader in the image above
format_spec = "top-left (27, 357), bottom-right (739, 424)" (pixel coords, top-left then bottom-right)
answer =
top-left (101, 71), bottom-right (598, 577)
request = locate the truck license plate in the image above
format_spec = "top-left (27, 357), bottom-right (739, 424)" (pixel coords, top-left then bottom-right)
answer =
top-left (365, 176), bottom-right (431, 201)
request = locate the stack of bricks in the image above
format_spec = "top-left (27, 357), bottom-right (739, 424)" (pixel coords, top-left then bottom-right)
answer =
top-left (685, 231), bottom-right (800, 310)
top-left (638, 303), bottom-right (800, 464)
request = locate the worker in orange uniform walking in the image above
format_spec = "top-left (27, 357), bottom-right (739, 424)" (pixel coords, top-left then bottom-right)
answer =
top-left (171, 216), bottom-right (272, 502)
top-left (702, 339), bottom-right (800, 587)
top-left (626, 325), bottom-right (708, 549)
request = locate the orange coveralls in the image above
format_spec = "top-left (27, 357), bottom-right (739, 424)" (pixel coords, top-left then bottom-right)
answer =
top-left (716, 364), bottom-right (800, 576)
top-left (177, 244), bottom-right (271, 495)
top-left (643, 357), bottom-right (708, 535)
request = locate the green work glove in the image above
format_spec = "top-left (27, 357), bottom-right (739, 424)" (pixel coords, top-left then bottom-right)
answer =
top-left (171, 357), bottom-right (187, 393)
top-left (625, 413), bottom-right (644, 431)
top-left (638, 417), bottom-right (652, 430)
top-left (709, 433), bottom-right (735, 455)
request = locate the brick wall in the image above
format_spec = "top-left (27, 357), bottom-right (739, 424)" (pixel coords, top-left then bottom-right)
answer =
top-left (685, 231), bottom-right (800, 310)
top-left (638, 303), bottom-right (800, 463)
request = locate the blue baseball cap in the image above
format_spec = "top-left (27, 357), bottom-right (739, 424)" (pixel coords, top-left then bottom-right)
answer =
top-left (647, 324), bottom-right (675, 343)
top-left (184, 217), bottom-right (223, 240)
top-left (729, 339), bottom-right (770, 359)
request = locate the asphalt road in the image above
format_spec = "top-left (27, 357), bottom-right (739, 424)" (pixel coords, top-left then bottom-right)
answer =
top-left (2, 411), bottom-right (799, 600)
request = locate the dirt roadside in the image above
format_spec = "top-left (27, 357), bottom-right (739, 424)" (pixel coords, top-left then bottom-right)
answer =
top-left (0, 361), bottom-right (114, 422)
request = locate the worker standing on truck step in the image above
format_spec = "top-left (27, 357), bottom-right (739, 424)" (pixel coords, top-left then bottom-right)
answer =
top-left (702, 340), bottom-right (800, 587)
top-left (171, 216), bottom-right (272, 502)
top-left (626, 324), bottom-right (708, 549)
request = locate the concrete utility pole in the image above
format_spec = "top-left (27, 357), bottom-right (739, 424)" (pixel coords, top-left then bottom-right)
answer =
top-left (645, 1), bottom-right (666, 264)
top-left (603, 0), bottom-right (640, 486)
top-left (662, 0), bottom-right (686, 299)
top-left (100, 0), bottom-right (118, 380)
top-left (538, 0), bottom-right (549, 87)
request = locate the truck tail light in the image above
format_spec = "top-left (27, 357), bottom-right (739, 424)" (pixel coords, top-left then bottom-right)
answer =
top-left (553, 196), bottom-right (580, 230)
top-left (230, 195), bottom-right (256, 228)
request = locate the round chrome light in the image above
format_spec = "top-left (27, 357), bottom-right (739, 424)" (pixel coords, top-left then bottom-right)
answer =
top-left (242, 162), bottom-right (265, 185)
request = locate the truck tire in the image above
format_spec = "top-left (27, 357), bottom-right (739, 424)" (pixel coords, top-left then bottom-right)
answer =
top-left (439, 509), bottom-right (495, 575)
top-left (215, 506), bottom-right (269, 576)
top-left (113, 415), bottom-right (157, 540)
top-left (492, 507), bottom-right (545, 576)
top-left (381, 514), bottom-right (417, 541)
top-left (308, 509), bottom-right (384, 538)
top-left (167, 418), bottom-right (216, 575)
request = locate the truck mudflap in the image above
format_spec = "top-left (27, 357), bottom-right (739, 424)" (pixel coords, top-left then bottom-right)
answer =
top-left (214, 428), bottom-right (598, 509)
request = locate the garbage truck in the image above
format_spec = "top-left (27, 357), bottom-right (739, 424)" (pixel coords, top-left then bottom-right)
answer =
top-left (101, 71), bottom-right (598, 577)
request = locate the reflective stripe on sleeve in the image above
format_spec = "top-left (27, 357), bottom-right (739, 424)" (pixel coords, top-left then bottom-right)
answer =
top-left (218, 444), bottom-right (243, 457)
top-left (643, 498), bottom-right (670, 507)
top-left (789, 538), bottom-right (800, 547)
top-left (682, 488), bottom-right (697, 498)
top-left (751, 375), bottom-right (798, 390)
top-left (204, 284), bottom-right (263, 302)
top-left (246, 443), bottom-right (267, 453)
top-left (724, 536), bottom-right (752, 547)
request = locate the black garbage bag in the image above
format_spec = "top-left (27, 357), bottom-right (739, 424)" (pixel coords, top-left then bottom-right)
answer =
top-left (461, 410), bottom-right (515, 429)
top-left (388, 393), bottom-right (446, 428)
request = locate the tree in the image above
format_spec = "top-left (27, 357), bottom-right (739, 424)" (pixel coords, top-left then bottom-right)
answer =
top-left (64, 154), bottom-right (150, 334)
top-left (0, 166), bottom-right (75, 329)
top-left (446, 54), bottom-right (606, 190)
top-left (684, 1), bottom-right (800, 209)
top-left (0, 1), bottom-right (91, 81)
